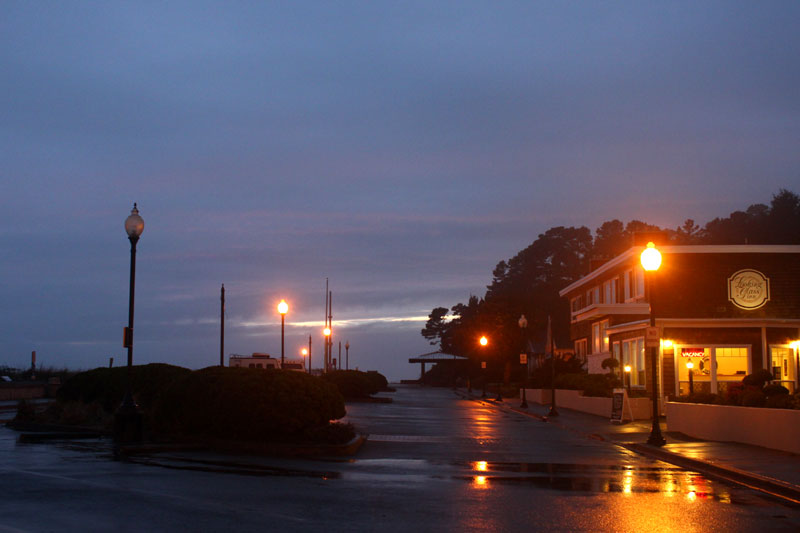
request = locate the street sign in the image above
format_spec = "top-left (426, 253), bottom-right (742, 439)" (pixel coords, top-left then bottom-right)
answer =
top-left (519, 353), bottom-right (527, 364)
top-left (645, 326), bottom-right (660, 348)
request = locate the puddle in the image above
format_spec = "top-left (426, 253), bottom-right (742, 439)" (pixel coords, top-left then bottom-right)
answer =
top-left (126, 455), bottom-right (341, 479)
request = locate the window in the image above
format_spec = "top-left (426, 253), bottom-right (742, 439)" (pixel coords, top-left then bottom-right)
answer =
top-left (622, 338), bottom-right (645, 386)
top-left (635, 267), bottom-right (645, 298)
top-left (592, 320), bottom-right (610, 354)
top-left (603, 278), bottom-right (618, 304)
top-left (677, 346), bottom-right (750, 395)
top-left (623, 270), bottom-right (632, 301)
top-left (574, 339), bottom-right (587, 360)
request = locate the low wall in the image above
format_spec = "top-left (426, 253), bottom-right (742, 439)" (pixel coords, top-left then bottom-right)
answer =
top-left (522, 388), bottom-right (651, 420)
top-left (0, 383), bottom-right (46, 401)
top-left (666, 402), bottom-right (800, 455)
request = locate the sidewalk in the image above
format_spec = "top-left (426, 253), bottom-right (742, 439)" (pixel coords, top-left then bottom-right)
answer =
top-left (461, 389), bottom-right (800, 504)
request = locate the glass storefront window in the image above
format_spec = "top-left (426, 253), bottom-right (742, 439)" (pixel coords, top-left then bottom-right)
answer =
top-left (622, 338), bottom-right (645, 386)
top-left (771, 347), bottom-right (796, 393)
top-left (676, 346), bottom-right (750, 395)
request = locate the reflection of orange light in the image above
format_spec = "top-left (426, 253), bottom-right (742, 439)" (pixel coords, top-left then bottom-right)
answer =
top-left (687, 491), bottom-right (697, 502)
top-left (474, 476), bottom-right (488, 487)
top-left (479, 336), bottom-right (488, 347)
top-left (474, 461), bottom-right (488, 472)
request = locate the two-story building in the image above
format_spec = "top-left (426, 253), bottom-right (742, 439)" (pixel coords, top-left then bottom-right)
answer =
top-left (559, 244), bottom-right (800, 400)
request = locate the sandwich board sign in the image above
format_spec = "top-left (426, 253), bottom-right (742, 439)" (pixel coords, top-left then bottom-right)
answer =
top-left (611, 388), bottom-right (633, 424)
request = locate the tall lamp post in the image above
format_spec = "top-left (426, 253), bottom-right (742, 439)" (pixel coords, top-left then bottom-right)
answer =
top-left (301, 347), bottom-right (308, 372)
top-left (323, 327), bottom-right (332, 372)
top-left (479, 336), bottom-right (488, 398)
top-left (641, 241), bottom-right (666, 446)
top-left (115, 203), bottom-right (144, 443)
top-left (624, 365), bottom-right (632, 395)
top-left (519, 315), bottom-right (528, 408)
top-left (278, 300), bottom-right (288, 367)
top-left (345, 341), bottom-right (350, 370)
top-left (686, 361), bottom-right (694, 395)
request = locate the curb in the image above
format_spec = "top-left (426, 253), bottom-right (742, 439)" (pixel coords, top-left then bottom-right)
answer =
top-left (622, 442), bottom-right (800, 505)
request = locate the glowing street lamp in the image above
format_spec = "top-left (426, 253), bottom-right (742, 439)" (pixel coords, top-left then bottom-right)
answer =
top-left (115, 203), bottom-right (145, 443)
top-left (323, 327), bottom-right (332, 372)
top-left (641, 241), bottom-right (666, 446)
top-left (624, 365), bottom-right (632, 395)
top-left (686, 361), bottom-right (694, 395)
top-left (479, 336), bottom-right (488, 398)
top-left (278, 300), bottom-right (289, 367)
top-left (301, 347), bottom-right (308, 373)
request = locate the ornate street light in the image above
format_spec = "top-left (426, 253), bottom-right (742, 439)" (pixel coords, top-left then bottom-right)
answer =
top-left (115, 203), bottom-right (144, 443)
top-left (624, 365), bottom-right (632, 395)
top-left (301, 347), bottom-right (308, 373)
top-left (345, 341), bottom-right (350, 370)
top-left (479, 336), bottom-right (488, 398)
top-left (278, 300), bottom-right (288, 367)
top-left (641, 241), bottom-right (666, 446)
top-left (323, 327), bottom-right (332, 372)
top-left (519, 315), bottom-right (528, 408)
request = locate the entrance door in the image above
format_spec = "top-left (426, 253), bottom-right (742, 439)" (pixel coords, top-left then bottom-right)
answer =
top-left (770, 346), bottom-right (796, 392)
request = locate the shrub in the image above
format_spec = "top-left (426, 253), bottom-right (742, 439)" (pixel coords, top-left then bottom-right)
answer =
top-left (763, 384), bottom-right (790, 397)
top-left (322, 370), bottom-right (384, 399)
top-left (553, 373), bottom-right (620, 397)
top-left (152, 367), bottom-right (346, 442)
top-left (601, 358), bottom-right (619, 373)
top-left (685, 392), bottom-right (722, 405)
top-left (57, 363), bottom-right (191, 414)
top-left (741, 389), bottom-right (766, 407)
top-left (766, 394), bottom-right (792, 409)
top-left (365, 371), bottom-right (389, 392)
top-left (742, 369), bottom-right (773, 389)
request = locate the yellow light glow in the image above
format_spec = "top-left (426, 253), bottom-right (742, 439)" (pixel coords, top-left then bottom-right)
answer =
top-left (640, 242), bottom-right (662, 272)
top-left (791, 340), bottom-right (800, 350)
top-left (277, 299), bottom-right (289, 315)
top-left (662, 339), bottom-right (673, 348)
top-left (479, 336), bottom-right (488, 347)
top-left (301, 348), bottom-right (308, 356)
top-left (624, 365), bottom-right (631, 373)
top-left (323, 327), bottom-right (331, 337)
top-left (474, 476), bottom-right (488, 487)
top-left (687, 491), bottom-right (697, 502)
top-left (686, 361), bottom-right (694, 370)
top-left (474, 461), bottom-right (488, 472)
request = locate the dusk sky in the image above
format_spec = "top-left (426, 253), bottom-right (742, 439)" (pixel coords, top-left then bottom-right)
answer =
top-left (2, 2), bottom-right (799, 380)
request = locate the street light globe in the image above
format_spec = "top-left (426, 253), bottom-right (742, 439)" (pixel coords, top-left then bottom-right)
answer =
top-left (323, 327), bottom-right (331, 337)
top-left (277, 300), bottom-right (289, 315)
top-left (479, 336), bottom-right (488, 347)
top-left (686, 361), bottom-right (694, 370)
top-left (301, 348), bottom-right (308, 356)
top-left (640, 242), bottom-right (662, 271)
top-left (624, 365), bottom-right (632, 373)
top-left (124, 203), bottom-right (145, 239)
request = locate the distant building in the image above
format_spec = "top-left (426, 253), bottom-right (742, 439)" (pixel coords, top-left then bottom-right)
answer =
top-left (559, 245), bottom-right (800, 399)
top-left (228, 352), bottom-right (306, 371)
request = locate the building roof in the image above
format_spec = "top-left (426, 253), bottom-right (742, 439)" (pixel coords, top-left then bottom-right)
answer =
top-left (559, 244), bottom-right (800, 297)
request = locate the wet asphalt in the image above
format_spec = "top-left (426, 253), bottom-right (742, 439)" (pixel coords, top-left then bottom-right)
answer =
top-left (2, 385), bottom-right (799, 532)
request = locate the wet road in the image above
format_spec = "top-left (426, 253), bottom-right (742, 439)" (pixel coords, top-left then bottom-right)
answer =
top-left (2, 385), bottom-right (799, 532)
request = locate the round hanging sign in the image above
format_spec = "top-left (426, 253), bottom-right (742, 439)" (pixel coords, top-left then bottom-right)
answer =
top-left (728, 269), bottom-right (770, 310)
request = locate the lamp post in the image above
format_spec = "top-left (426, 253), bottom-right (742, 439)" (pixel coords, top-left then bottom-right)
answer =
top-left (345, 341), bottom-right (350, 370)
top-left (278, 300), bottom-right (288, 367)
top-left (479, 336), bottom-right (488, 398)
top-left (624, 365), bottom-right (632, 395)
top-left (308, 335), bottom-right (312, 374)
top-left (323, 327), bottom-right (332, 372)
top-left (519, 315), bottom-right (528, 408)
top-left (641, 241), bottom-right (666, 446)
top-left (686, 361), bottom-right (694, 395)
top-left (115, 203), bottom-right (144, 443)
top-left (301, 347), bottom-right (308, 372)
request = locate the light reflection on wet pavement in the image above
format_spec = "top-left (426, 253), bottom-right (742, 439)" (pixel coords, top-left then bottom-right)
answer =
top-left (2, 385), bottom-right (800, 532)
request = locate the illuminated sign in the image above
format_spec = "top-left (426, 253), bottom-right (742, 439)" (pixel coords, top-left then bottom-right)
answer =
top-left (681, 348), bottom-right (705, 358)
top-left (728, 269), bottom-right (770, 310)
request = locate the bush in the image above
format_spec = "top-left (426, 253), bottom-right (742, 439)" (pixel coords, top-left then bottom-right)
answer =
top-left (57, 363), bottom-right (191, 414)
top-left (322, 370), bottom-right (384, 399)
top-left (741, 388), bottom-right (766, 407)
top-left (766, 394), bottom-right (793, 409)
top-left (601, 358), bottom-right (619, 373)
top-left (152, 367), bottom-right (346, 442)
top-left (763, 384), bottom-right (790, 397)
top-left (742, 369), bottom-right (773, 389)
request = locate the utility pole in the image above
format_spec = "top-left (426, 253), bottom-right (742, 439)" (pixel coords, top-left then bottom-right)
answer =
top-left (220, 283), bottom-right (225, 366)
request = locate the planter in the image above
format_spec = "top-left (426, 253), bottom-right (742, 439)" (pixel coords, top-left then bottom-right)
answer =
top-left (522, 388), bottom-right (651, 420)
top-left (666, 402), bottom-right (800, 455)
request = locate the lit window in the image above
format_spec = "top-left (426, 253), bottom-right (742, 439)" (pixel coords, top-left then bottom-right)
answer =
top-left (592, 320), bottom-right (610, 354)
top-left (622, 338), bottom-right (645, 386)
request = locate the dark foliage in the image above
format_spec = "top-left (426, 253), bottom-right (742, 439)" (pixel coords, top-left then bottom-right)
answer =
top-left (152, 367), bottom-right (346, 441)
top-left (57, 363), bottom-right (191, 413)
top-left (322, 370), bottom-right (387, 399)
